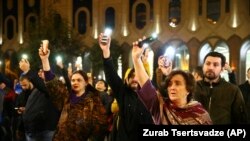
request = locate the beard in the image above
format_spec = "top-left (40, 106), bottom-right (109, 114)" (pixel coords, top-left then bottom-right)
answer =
top-left (204, 71), bottom-right (218, 80)
top-left (129, 82), bottom-right (138, 91)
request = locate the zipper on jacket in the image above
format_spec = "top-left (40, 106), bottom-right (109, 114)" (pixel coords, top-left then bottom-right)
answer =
top-left (208, 97), bottom-right (212, 113)
top-left (208, 84), bottom-right (213, 113)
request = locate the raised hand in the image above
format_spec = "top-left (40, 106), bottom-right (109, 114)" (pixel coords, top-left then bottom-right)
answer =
top-left (38, 44), bottom-right (50, 60)
top-left (98, 33), bottom-right (111, 58)
top-left (132, 36), bottom-right (146, 60)
top-left (38, 43), bottom-right (51, 71)
top-left (158, 55), bottom-right (172, 76)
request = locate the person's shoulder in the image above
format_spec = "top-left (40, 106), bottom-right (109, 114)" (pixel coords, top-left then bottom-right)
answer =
top-left (239, 81), bottom-right (248, 86)
top-left (221, 80), bottom-right (238, 89)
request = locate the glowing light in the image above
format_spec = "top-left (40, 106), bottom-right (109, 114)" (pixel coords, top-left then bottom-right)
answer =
top-left (19, 32), bottom-right (23, 44)
top-left (191, 23), bottom-right (197, 31)
top-left (155, 22), bottom-right (160, 34)
top-left (75, 56), bottom-right (82, 70)
top-left (123, 28), bottom-right (128, 36)
top-left (151, 32), bottom-right (158, 39)
top-left (232, 12), bottom-right (238, 28)
top-left (94, 29), bottom-right (98, 39)
top-left (22, 54), bottom-right (28, 59)
top-left (0, 34), bottom-right (2, 45)
top-left (104, 28), bottom-right (112, 36)
top-left (56, 56), bottom-right (62, 63)
top-left (143, 43), bottom-right (149, 48)
top-left (164, 46), bottom-right (175, 57)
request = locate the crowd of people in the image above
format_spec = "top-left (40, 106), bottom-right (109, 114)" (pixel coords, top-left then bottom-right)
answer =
top-left (0, 33), bottom-right (249, 141)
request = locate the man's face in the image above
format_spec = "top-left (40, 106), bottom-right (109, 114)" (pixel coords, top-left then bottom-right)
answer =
top-left (203, 56), bottom-right (223, 81)
top-left (127, 72), bottom-right (139, 91)
top-left (20, 79), bottom-right (32, 91)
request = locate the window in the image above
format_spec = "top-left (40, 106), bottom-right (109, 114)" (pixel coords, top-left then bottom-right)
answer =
top-left (78, 11), bottom-right (87, 34)
top-left (207, 0), bottom-right (221, 24)
top-left (7, 19), bottom-right (14, 40)
top-left (135, 4), bottom-right (146, 29)
top-left (105, 7), bottom-right (115, 29)
top-left (168, 0), bottom-right (181, 27)
top-left (198, 0), bottom-right (203, 16)
top-left (26, 16), bottom-right (37, 32)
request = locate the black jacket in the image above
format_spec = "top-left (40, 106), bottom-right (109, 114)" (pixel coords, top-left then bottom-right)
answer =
top-left (103, 57), bottom-right (153, 141)
top-left (194, 78), bottom-right (247, 124)
top-left (239, 81), bottom-right (250, 123)
top-left (22, 88), bottom-right (60, 133)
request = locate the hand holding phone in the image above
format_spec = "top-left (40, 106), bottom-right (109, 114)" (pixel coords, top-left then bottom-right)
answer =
top-left (101, 28), bottom-right (112, 45)
top-left (101, 35), bottom-right (108, 45)
top-left (138, 34), bottom-right (157, 48)
top-left (158, 55), bottom-right (172, 68)
top-left (42, 40), bottom-right (49, 54)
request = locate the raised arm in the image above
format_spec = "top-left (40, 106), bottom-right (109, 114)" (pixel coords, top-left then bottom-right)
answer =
top-left (38, 43), bottom-right (67, 111)
top-left (131, 38), bottom-right (149, 87)
top-left (98, 33), bottom-right (124, 101)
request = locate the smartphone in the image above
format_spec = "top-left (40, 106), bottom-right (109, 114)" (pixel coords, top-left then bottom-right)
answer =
top-left (138, 35), bottom-right (157, 48)
top-left (162, 56), bottom-right (172, 67)
top-left (42, 40), bottom-right (49, 53)
top-left (101, 35), bottom-right (108, 45)
top-left (159, 55), bottom-right (172, 68)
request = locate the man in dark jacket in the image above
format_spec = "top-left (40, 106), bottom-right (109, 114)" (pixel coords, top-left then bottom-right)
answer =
top-left (98, 33), bottom-right (153, 141)
top-left (194, 51), bottom-right (247, 124)
top-left (239, 67), bottom-right (250, 124)
top-left (17, 74), bottom-right (60, 141)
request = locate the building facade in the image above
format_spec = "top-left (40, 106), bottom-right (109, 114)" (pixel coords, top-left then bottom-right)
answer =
top-left (0, 0), bottom-right (250, 84)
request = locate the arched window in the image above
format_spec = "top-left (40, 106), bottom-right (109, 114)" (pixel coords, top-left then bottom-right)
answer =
top-left (53, 13), bottom-right (62, 27)
top-left (168, 0), bottom-right (181, 27)
top-left (174, 45), bottom-right (189, 70)
top-left (214, 42), bottom-right (229, 62)
top-left (207, 0), bottom-right (221, 24)
top-left (135, 3), bottom-right (146, 29)
top-left (105, 7), bottom-right (115, 29)
top-left (240, 39), bottom-right (250, 82)
top-left (225, 0), bottom-right (230, 13)
top-left (164, 40), bottom-right (189, 70)
top-left (78, 11), bottom-right (87, 34)
top-left (199, 43), bottom-right (212, 65)
top-left (7, 19), bottom-right (14, 40)
top-left (26, 15), bottom-right (37, 32)
top-left (246, 49), bottom-right (250, 73)
top-left (214, 42), bottom-right (230, 81)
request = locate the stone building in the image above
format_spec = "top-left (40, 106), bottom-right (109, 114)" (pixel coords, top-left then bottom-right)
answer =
top-left (0, 0), bottom-right (250, 84)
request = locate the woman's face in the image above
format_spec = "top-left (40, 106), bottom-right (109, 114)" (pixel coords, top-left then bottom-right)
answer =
top-left (167, 74), bottom-right (189, 104)
top-left (71, 73), bottom-right (88, 93)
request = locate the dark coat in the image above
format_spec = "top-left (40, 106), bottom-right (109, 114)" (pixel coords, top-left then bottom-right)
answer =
top-left (103, 57), bottom-right (153, 141)
top-left (239, 81), bottom-right (250, 123)
top-left (45, 76), bottom-right (108, 141)
top-left (22, 88), bottom-right (59, 132)
top-left (194, 78), bottom-right (247, 124)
